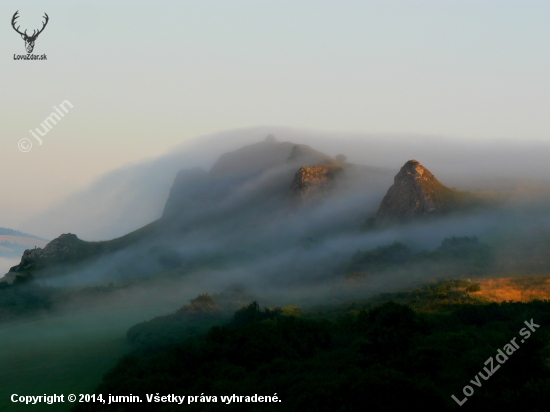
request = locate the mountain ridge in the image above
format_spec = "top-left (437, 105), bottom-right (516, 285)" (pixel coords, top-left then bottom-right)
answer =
top-left (3, 143), bottom-right (497, 282)
top-left (3, 138), bottom-right (349, 281)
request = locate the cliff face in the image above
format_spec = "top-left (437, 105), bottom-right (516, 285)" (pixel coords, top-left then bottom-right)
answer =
top-left (162, 167), bottom-right (209, 220)
top-left (287, 164), bottom-right (342, 204)
top-left (376, 160), bottom-right (460, 223)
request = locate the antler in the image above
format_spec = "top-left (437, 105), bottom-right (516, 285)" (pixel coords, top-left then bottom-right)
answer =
top-left (11, 11), bottom-right (27, 37)
top-left (30, 13), bottom-right (49, 39)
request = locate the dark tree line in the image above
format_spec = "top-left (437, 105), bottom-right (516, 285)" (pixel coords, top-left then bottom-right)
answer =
top-left (74, 299), bottom-right (550, 412)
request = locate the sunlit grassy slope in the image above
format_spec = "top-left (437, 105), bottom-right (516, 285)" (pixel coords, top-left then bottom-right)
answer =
top-left (471, 276), bottom-right (550, 302)
top-left (336, 275), bottom-right (550, 314)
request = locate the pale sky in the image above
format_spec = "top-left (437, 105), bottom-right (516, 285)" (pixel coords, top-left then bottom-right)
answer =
top-left (1, 1), bottom-right (550, 229)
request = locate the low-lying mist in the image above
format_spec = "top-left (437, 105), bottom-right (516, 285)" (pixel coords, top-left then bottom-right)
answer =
top-left (4, 129), bottom-right (550, 338)
top-left (30, 179), bottom-right (550, 321)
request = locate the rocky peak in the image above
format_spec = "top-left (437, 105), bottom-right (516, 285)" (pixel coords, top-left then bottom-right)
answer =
top-left (42, 233), bottom-right (80, 251)
top-left (375, 160), bottom-right (458, 223)
top-left (287, 164), bottom-right (343, 204)
top-left (3, 233), bottom-right (96, 282)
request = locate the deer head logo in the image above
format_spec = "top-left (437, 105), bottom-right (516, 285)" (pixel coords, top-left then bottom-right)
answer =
top-left (11, 11), bottom-right (49, 54)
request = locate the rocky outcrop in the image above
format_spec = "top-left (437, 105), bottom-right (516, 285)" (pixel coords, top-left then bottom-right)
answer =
top-left (2, 233), bottom-right (100, 282)
top-left (375, 160), bottom-right (463, 223)
top-left (287, 164), bottom-right (342, 204)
